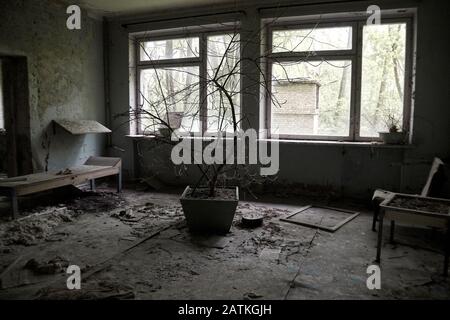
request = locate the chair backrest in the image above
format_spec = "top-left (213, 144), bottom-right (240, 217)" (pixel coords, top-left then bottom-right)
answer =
top-left (421, 157), bottom-right (444, 197)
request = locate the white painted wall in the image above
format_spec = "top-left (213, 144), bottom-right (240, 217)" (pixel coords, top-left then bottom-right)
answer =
top-left (0, 0), bottom-right (106, 172)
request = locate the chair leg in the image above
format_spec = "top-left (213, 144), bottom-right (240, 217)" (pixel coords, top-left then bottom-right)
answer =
top-left (90, 179), bottom-right (96, 192)
top-left (376, 210), bottom-right (385, 263)
top-left (390, 220), bottom-right (395, 243)
top-left (372, 200), bottom-right (380, 232)
top-left (10, 189), bottom-right (18, 219)
top-left (117, 169), bottom-right (122, 193)
top-left (372, 208), bottom-right (378, 232)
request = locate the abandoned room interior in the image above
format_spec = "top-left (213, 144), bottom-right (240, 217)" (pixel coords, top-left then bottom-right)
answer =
top-left (0, 0), bottom-right (449, 303)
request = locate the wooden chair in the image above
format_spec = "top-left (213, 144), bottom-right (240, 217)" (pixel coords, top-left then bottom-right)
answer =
top-left (372, 157), bottom-right (445, 231)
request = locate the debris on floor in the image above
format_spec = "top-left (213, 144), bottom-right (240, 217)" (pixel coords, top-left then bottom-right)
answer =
top-left (36, 280), bottom-right (135, 300)
top-left (1, 188), bottom-right (449, 300)
top-left (0, 207), bottom-right (73, 246)
top-left (259, 248), bottom-right (281, 261)
top-left (112, 203), bottom-right (184, 238)
top-left (243, 292), bottom-right (264, 300)
top-left (0, 192), bottom-right (126, 247)
top-left (111, 208), bottom-right (138, 221)
top-left (67, 191), bottom-right (126, 214)
top-left (24, 256), bottom-right (69, 275)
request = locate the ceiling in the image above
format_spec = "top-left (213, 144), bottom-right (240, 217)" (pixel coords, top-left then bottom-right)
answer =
top-left (70, 0), bottom-right (238, 17)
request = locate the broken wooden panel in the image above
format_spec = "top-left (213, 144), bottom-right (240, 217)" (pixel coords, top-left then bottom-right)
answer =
top-left (53, 119), bottom-right (111, 135)
top-left (280, 205), bottom-right (360, 232)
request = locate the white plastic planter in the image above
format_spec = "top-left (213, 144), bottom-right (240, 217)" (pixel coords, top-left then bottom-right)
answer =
top-left (180, 186), bottom-right (239, 234)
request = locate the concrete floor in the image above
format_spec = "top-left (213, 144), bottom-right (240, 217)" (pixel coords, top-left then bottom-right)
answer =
top-left (0, 186), bottom-right (449, 299)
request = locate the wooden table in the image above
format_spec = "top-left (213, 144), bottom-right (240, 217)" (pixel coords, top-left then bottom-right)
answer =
top-left (376, 193), bottom-right (450, 276)
top-left (0, 157), bottom-right (122, 219)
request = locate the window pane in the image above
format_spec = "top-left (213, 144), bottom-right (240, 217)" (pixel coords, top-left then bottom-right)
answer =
top-left (206, 34), bottom-right (240, 133)
top-left (272, 26), bottom-right (352, 53)
top-left (140, 37), bottom-right (199, 61)
top-left (360, 23), bottom-right (407, 137)
top-left (271, 60), bottom-right (351, 136)
top-left (139, 67), bottom-right (200, 133)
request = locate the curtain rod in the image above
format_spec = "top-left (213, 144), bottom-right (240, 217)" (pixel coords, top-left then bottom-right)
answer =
top-left (258, 0), bottom-right (368, 12)
top-left (258, 0), bottom-right (419, 12)
top-left (122, 10), bottom-right (246, 28)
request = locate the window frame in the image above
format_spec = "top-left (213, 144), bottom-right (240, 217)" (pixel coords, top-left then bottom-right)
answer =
top-left (135, 28), bottom-right (241, 136)
top-left (264, 15), bottom-right (414, 141)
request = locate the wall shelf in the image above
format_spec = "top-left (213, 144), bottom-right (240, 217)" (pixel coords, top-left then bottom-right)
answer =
top-left (53, 119), bottom-right (111, 135)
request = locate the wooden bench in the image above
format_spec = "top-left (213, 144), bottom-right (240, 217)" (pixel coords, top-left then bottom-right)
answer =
top-left (0, 156), bottom-right (122, 219)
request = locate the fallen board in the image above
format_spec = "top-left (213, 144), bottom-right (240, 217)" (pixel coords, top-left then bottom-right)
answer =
top-left (280, 205), bottom-right (359, 232)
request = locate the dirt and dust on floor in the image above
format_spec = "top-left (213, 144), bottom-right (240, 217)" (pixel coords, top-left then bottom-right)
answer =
top-left (0, 186), bottom-right (449, 300)
top-left (0, 188), bottom-right (125, 246)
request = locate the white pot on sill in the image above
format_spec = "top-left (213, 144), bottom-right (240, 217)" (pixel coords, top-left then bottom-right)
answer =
top-left (378, 131), bottom-right (407, 144)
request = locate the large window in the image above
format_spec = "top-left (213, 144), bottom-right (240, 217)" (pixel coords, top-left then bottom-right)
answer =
top-left (266, 18), bottom-right (412, 141)
top-left (136, 32), bottom-right (240, 135)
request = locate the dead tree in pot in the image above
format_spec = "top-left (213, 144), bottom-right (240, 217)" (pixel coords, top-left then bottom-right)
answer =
top-left (116, 23), bottom-right (350, 233)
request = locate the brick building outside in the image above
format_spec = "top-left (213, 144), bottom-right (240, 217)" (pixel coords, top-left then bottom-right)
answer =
top-left (272, 78), bottom-right (320, 135)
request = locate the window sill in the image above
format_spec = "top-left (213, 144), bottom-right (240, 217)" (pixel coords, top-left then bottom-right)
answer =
top-left (126, 135), bottom-right (414, 148)
top-left (263, 139), bottom-right (414, 148)
top-left (126, 134), bottom-right (158, 140)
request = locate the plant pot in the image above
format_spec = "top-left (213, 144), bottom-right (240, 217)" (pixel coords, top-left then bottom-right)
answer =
top-left (379, 131), bottom-right (407, 144)
top-left (180, 186), bottom-right (239, 234)
top-left (167, 112), bottom-right (184, 129)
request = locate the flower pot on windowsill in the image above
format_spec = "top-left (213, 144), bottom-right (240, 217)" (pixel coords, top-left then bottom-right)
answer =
top-left (157, 112), bottom-right (184, 137)
top-left (167, 112), bottom-right (183, 129)
top-left (180, 186), bottom-right (239, 234)
top-left (379, 131), bottom-right (407, 144)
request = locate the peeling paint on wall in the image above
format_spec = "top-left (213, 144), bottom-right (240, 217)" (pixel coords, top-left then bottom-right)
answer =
top-left (0, 0), bottom-right (105, 171)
